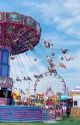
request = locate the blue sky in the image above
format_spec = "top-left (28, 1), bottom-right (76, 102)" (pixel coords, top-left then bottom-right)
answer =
top-left (1, 0), bottom-right (80, 94)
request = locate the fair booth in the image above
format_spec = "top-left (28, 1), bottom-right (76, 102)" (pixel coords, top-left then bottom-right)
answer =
top-left (70, 86), bottom-right (80, 117)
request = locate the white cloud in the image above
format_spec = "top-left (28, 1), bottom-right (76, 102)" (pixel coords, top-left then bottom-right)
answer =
top-left (20, 0), bottom-right (80, 37)
top-left (63, 0), bottom-right (80, 16)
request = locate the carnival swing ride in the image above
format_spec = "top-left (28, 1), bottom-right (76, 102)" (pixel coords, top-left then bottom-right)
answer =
top-left (0, 12), bottom-right (74, 105)
top-left (0, 12), bottom-right (41, 104)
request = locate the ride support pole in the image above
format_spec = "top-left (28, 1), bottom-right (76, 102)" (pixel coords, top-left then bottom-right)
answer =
top-left (48, 108), bottom-right (50, 120)
top-left (53, 109), bottom-right (56, 120)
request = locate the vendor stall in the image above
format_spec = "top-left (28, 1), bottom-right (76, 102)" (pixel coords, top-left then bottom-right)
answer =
top-left (70, 86), bottom-right (80, 118)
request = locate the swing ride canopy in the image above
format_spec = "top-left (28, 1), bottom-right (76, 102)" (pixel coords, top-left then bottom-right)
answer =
top-left (0, 12), bottom-right (41, 55)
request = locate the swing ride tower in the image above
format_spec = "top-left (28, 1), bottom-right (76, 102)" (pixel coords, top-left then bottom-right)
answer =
top-left (0, 12), bottom-right (41, 105)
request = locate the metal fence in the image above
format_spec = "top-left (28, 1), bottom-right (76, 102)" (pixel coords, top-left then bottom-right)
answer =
top-left (0, 106), bottom-right (63, 122)
top-left (0, 106), bottom-right (42, 122)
